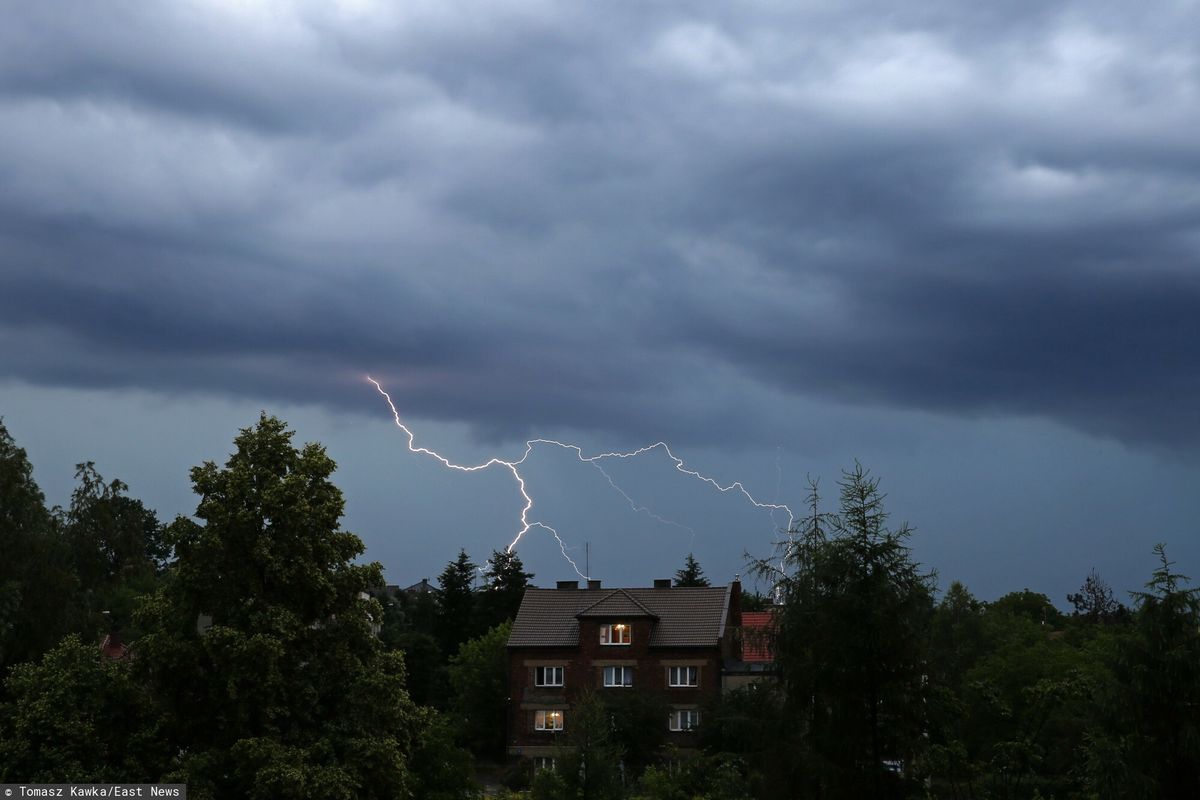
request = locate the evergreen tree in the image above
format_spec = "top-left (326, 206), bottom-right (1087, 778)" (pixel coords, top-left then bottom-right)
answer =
top-left (478, 548), bottom-right (533, 630)
top-left (438, 549), bottom-right (479, 654)
top-left (1084, 544), bottom-right (1200, 798)
top-left (757, 466), bottom-right (935, 798)
top-left (674, 553), bottom-right (710, 587)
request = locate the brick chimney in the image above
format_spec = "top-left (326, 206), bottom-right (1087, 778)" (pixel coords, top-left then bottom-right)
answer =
top-left (653, 578), bottom-right (672, 589)
top-left (723, 577), bottom-right (744, 660)
top-left (556, 580), bottom-right (579, 590)
top-left (587, 579), bottom-right (602, 589)
top-left (729, 577), bottom-right (743, 629)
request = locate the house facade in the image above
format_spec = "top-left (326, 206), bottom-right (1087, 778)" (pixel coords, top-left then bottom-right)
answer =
top-left (505, 578), bottom-right (744, 763)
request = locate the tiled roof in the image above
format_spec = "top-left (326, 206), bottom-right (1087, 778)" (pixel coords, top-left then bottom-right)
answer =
top-left (575, 589), bottom-right (658, 619)
top-left (508, 585), bottom-right (732, 648)
top-left (741, 610), bottom-right (776, 662)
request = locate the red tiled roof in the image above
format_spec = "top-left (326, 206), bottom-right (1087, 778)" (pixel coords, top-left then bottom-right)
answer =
top-left (99, 633), bottom-right (130, 660)
top-left (741, 610), bottom-right (775, 662)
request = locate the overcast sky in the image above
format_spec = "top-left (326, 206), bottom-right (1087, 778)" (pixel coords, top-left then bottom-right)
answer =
top-left (2, 0), bottom-right (1198, 603)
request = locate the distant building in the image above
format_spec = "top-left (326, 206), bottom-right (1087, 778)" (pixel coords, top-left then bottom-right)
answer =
top-left (505, 578), bottom-right (751, 764)
top-left (722, 608), bottom-right (777, 691)
top-left (403, 578), bottom-right (438, 596)
top-left (99, 631), bottom-right (130, 660)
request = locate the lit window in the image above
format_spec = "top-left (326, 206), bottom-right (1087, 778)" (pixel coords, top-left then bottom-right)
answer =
top-left (669, 709), bottom-right (700, 731)
top-left (534, 666), bottom-right (564, 687)
top-left (535, 709), bottom-right (564, 731)
top-left (668, 666), bottom-right (699, 687)
top-left (603, 666), bottom-right (633, 687)
top-left (600, 623), bottom-right (631, 645)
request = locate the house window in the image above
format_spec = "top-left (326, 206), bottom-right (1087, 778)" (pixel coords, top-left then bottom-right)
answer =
top-left (603, 666), bottom-right (634, 687)
top-left (599, 623), bottom-right (631, 645)
top-left (668, 666), bottom-right (699, 687)
top-left (533, 756), bottom-right (556, 772)
top-left (669, 709), bottom-right (700, 731)
top-left (534, 666), bottom-right (564, 687)
top-left (534, 710), bottom-right (564, 731)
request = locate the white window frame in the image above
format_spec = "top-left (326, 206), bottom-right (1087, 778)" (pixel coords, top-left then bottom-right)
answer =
top-left (534, 709), bottom-right (564, 731)
top-left (599, 622), bottom-right (632, 645)
top-left (602, 665), bottom-right (634, 687)
top-left (668, 666), bottom-right (699, 687)
top-left (534, 666), bottom-right (564, 687)
top-left (669, 709), bottom-right (700, 731)
top-left (532, 756), bottom-right (556, 772)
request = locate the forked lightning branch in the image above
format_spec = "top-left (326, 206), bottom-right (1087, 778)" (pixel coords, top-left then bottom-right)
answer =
top-left (368, 376), bottom-right (794, 578)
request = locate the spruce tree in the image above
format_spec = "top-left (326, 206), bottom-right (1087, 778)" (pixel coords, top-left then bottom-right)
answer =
top-left (674, 552), bottom-right (710, 587)
top-left (437, 548), bottom-right (478, 654)
top-left (757, 465), bottom-right (935, 798)
top-left (478, 548), bottom-right (533, 629)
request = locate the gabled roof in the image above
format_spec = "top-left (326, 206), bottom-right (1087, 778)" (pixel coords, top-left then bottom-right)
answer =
top-left (575, 589), bottom-right (659, 620)
top-left (508, 584), bottom-right (732, 648)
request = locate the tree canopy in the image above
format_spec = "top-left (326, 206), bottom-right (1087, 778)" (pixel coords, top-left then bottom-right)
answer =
top-left (757, 466), bottom-right (935, 798)
top-left (133, 414), bottom-right (428, 798)
top-left (0, 420), bottom-right (81, 673)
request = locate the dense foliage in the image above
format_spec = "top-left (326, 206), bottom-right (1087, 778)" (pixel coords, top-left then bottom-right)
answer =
top-left (0, 416), bottom-right (477, 798)
top-left (0, 417), bottom-right (1197, 798)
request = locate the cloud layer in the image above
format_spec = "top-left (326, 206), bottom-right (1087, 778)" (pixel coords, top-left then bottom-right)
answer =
top-left (3, 1), bottom-right (1198, 449)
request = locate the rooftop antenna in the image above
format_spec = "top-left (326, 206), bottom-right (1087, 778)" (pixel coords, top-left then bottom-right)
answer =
top-left (585, 541), bottom-right (590, 579)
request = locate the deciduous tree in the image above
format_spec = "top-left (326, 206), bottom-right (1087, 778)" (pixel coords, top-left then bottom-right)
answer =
top-left (0, 634), bottom-right (167, 781)
top-left (135, 415), bottom-right (428, 799)
top-left (1067, 569), bottom-right (1128, 624)
top-left (448, 621), bottom-right (512, 758)
top-left (0, 420), bottom-right (81, 673)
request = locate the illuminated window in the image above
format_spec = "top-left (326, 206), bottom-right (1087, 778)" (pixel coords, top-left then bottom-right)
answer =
top-left (603, 666), bottom-right (633, 687)
top-left (534, 666), bottom-right (564, 687)
top-left (668, 666), bottom-right (699, 687)
top-left (534, 709), bottom-right (564, 731)
top-left (669, 709), bottom-right (700, 731)
top-left (599, 623), bottom-right (631, 645)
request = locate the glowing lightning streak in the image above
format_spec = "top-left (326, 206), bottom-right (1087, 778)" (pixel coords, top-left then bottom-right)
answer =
top-left (588, 461), bottom-right (697, 550)
top-left (368, 376), bottom-right (795, 577)
top-left (368, 376), bottom-right (587, 578)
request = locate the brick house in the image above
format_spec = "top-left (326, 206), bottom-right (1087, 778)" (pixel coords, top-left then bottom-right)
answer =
top-left (505, 578), bottom-right (743, 764)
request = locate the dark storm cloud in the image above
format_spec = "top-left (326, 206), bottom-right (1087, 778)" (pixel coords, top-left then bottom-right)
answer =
top-left (2, 1), bottom-right (1199, 449)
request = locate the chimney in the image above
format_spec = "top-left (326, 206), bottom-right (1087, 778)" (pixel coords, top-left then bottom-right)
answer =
top-left (556, 580), bottom-right (579, 590)
top-left (587, 580), bottom-right (602, 590)
top-left (653, 578), bottom-right (672, 589)
top-left (727, 577), bottom-right (744, 660)
top-left (729, 577), bottom-right (743, 628)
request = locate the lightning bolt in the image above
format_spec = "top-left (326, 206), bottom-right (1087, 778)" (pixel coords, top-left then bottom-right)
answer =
top-left (588, 461), bottom-right (697, 550)
top-left (367, 376), bottom-right (794, 578)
